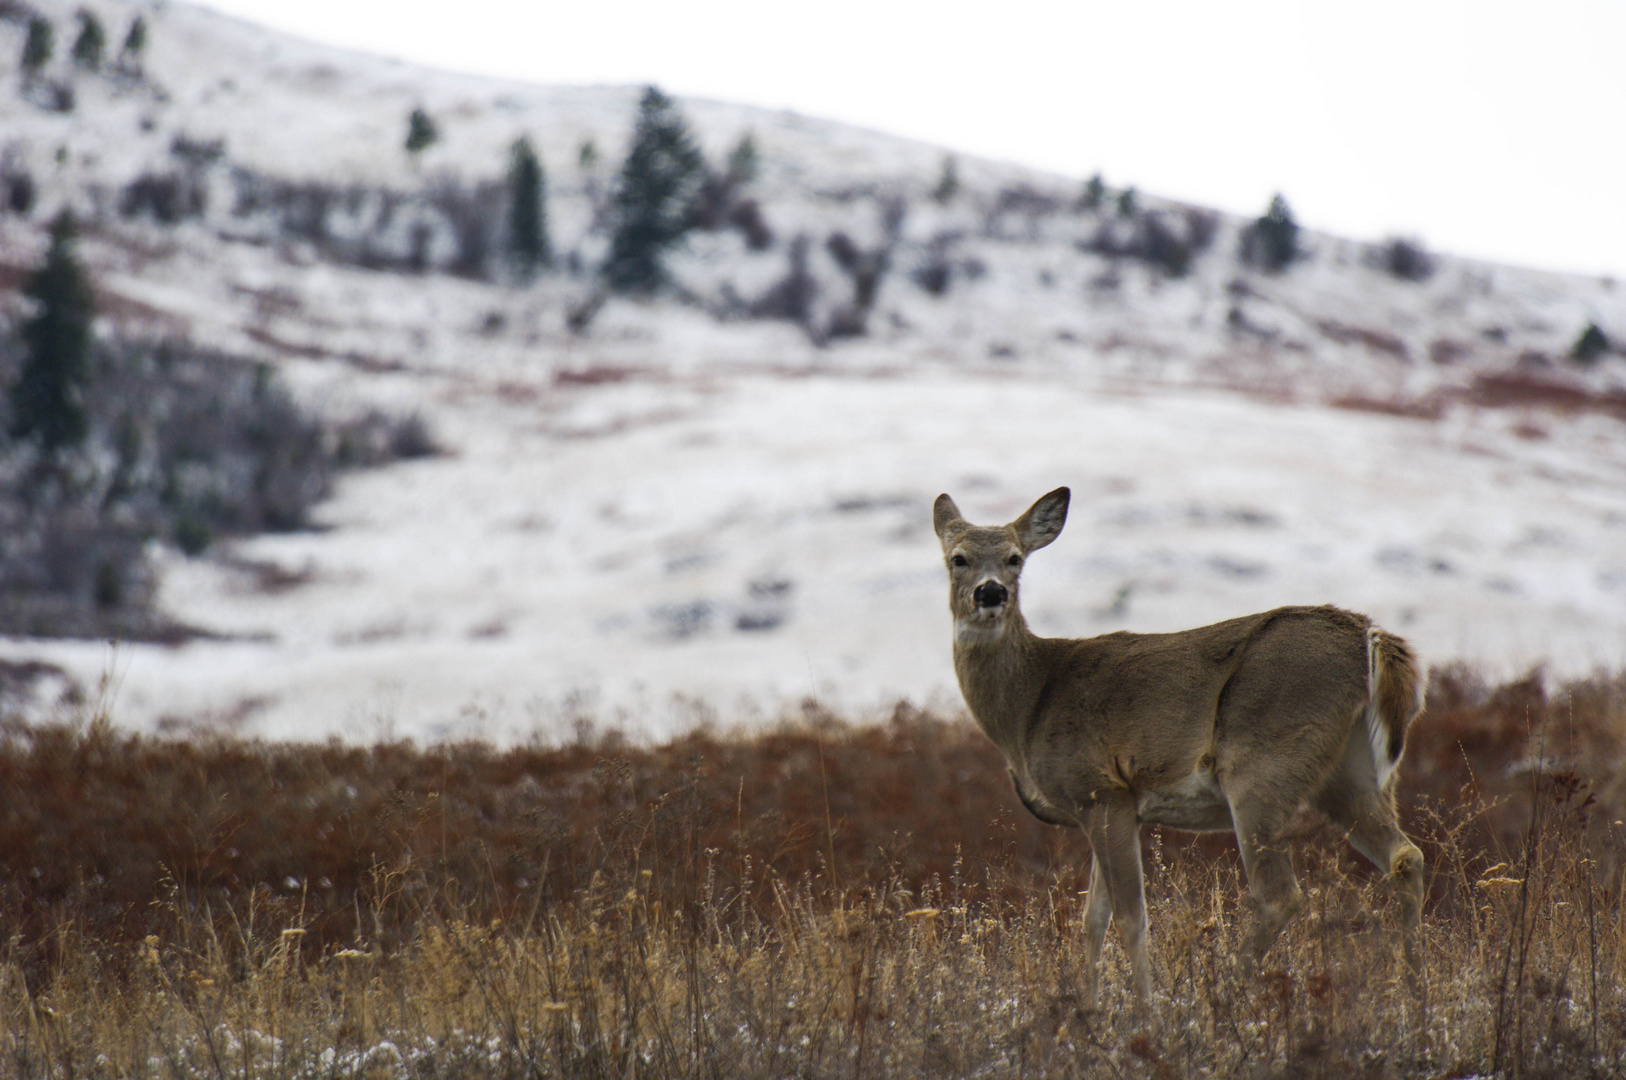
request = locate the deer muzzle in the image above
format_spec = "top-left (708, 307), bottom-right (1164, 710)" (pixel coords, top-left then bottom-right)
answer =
top-left (973, 580), bottom-right (1008, 609)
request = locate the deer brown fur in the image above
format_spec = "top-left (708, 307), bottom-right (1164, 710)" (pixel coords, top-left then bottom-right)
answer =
top-left (934, 486), bottom-right (1425, 1004)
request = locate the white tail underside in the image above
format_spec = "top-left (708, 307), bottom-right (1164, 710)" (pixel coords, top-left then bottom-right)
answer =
top-left (1365, 625), bottom-right (1398, 790)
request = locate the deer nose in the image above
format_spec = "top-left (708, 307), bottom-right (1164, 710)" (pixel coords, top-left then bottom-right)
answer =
top-left (973, 581), bottom-right (1008, 608)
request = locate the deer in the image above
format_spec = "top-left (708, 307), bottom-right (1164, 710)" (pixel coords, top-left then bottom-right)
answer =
top-left (933, 486), bottom-right (1426, 1006)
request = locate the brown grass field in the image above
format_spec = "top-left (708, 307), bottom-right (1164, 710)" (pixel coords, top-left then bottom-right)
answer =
top-left (1, 667), bottom-right (1624, 1078)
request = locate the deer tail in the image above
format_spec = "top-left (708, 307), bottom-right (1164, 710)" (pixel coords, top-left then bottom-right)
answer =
top-left (1365, 624), bottom-right (1424, 790)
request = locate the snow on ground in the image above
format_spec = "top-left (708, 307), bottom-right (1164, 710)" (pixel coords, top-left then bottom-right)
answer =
top-left (2, 0), bottom-right (1625, 742)
top-left (14, 354), bottom-right (1626, 744)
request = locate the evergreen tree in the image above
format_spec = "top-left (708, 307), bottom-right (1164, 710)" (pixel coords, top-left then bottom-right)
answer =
top-left (727, 133), bottom-right (759, 185)
top-left (72, 9), bottom-right (105, 70)
top-left (1572, 322), bottom-right (1610, 364)
top-left (1078, 172), bottom-right (1105, 211)
top-left (5, 171), bottom-right (36, 215)
top-left (405, 107), bottom-right (438, 156)
top-left (577, 138), bottom-right (598, 171)
top-left (118, 15), bottom-right (146, 72)
top-left (1242, 193), bottom-right (1300, 271)
top-left (10, 212), bottom-right (95, 454)
top-left (603, 86), bottom-right (706, 294)
top-left (932, 155), bottom-right (959, 204)
top-left (1116, 186), bottom-right (1137, 218)
top-left (21, 15), bottom-right (53, 79)
top-left (506, 137), bottom-right (551, 277)
top-left (1379, 235), bottom-right (1434, 281)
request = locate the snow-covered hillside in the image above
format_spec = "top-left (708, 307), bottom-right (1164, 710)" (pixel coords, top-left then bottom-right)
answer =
top-left (3, 0), bottom-right (1625, 742)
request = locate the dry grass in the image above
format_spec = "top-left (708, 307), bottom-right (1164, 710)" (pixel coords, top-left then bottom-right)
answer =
top-left (1, 669), bottom-right (1624, 1077)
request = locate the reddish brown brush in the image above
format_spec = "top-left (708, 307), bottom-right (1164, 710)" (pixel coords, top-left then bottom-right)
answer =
top-left (0, 702), bottom-right (1077, 961)
top-left (0, 671), bottom-right (1621, 958)
top-left (0, 670), bottom-right (1623, 1077)
top-left (1403, 666), bottom-right (1626, 885)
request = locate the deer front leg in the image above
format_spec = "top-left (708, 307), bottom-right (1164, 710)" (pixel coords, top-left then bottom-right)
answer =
top-left (1089, 798), bottom-right (1151, 1004)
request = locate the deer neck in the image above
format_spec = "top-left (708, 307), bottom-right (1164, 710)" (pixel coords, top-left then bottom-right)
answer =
top-left (952, 607), bottom-right (1049, 755)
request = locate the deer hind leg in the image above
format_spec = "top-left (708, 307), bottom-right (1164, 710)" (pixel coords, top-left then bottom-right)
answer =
top-left (1313, 776), bottom-right (1426, 988)
top-left (1088, 800), bottom-right (1151, 1004)
top-left (1224, 791), bottom-right (1305, 974)
top-left (1080, 851), bottom-right (1114, 1007)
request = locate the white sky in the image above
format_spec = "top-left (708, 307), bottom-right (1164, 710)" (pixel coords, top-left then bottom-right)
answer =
top-left (195, 0), bottom-right (1625, 278)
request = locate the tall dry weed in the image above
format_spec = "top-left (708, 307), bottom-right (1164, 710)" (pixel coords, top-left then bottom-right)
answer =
top-left (0, 671), bottom-right (1623, 1076)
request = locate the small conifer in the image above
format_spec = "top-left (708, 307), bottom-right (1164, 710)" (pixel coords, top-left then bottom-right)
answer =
top-left (72, 10), bottom-right (105, 70)
top-left (727, 133), bottom-right (759, 185)
top-left (932, 155), bottom-right (959, 204)
top-left (1242, 193), bottom-right (1300, 272)
top-left (603, 86), bottom-right (706, 294)
top-left (10, 212), bottom-right (95, 454)
top-left (1078, 173), bottom-right (1105, 211)
top-left (1378, 235), bottom-right (1434, 281)
top-left (578, 139), bottom-right (599, 170)
top-left (22, 15), bottom-right (53, 79)
top-left (1117, 186), bottom-right (1137, 218)
top-left (506, 137), bottom-right (551, 277)
top-left (404, 107), bottom-right (438, 156)
top-left (6, 171), bottom-right (36, 215)
top-left (118, 15), bottom-right (146, 72)
top-left (1572, 322), bottom-right (1610, 364)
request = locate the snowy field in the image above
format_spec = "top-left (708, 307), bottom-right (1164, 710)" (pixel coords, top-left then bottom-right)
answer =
top-left (18, 356), bottom-right (1626, 743)
top-left (3, 0), bottom-right (1625, 742)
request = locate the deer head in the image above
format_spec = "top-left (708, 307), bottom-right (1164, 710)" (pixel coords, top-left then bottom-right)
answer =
top-left (932, 486), bottom-right (1070, 644)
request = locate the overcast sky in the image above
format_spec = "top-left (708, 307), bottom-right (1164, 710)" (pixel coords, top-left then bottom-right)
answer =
top-left (195, 0), bottom-right (1624, 278)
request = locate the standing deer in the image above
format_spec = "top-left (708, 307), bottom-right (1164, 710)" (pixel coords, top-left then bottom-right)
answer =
top-left (934, 486), bottom-right (1425, 1004)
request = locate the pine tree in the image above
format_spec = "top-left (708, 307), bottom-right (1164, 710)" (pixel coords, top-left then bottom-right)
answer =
top-left (1116, 186), bottom-right (1137, 218)
top-left (1379, 235), bottom-right (1434, 281)
top-left (932, 155), bottom-right (959, 204)
top-left (1078, 173), bottom-right (1105, 211)
top-left (727, 133), bottom-right (759, 185)
top-left (1572, 322), bottom-right (1610, 364)
top-left (72, 10), bottom-right (105, 70)
top-left (405, 107), bottom-right (438, 156)
top-left (21, 15), bottom-right (53, 79)
top-left (5, 171), bottom-right (36, 215)
top-left (506, 137), bottom-right (551, 277)
top-left (603, 86), bottom-right (706, 294)
top-left (1242, 193), bottom-right (1299, 271)
top-left (578, 139), bottom-right (598, 171)
top-left (118, 16), bottom-right (146, 72)
top-left (10, 212), bottom-right (95, 454)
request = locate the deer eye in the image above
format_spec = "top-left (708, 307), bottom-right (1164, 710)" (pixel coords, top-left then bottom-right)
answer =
top-left (951, 554), bottom-right (968, 568)
top-left (1007, 554), bottom-right (1022, 566)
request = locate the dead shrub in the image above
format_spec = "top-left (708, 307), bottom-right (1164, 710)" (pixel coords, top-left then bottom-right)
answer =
top-left (751, 234), bottom-right (818, 326)
top-left (1373, 235), bottom-right (1437, 282)
top-left (983, 183), bottom-right (1064, 240)
top-left (1080, 207), bottom-right (1215, 278)
top-left (0, 336), bottom-right (436, 638)
top-left (1316, 318), bottom-right (1411, 360)
top-left (0, 669), bottom-right (1621, 1076)
top-left (823, 229), bottom-right (890, 339)
top-left (119, 171), bottom-right (207, 224)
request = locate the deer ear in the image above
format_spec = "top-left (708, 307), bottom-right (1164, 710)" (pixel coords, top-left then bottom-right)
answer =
top-left (932, 494), bottom-right (965, 541)
top-left (1013, 487), bottom-right (1069, 550)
